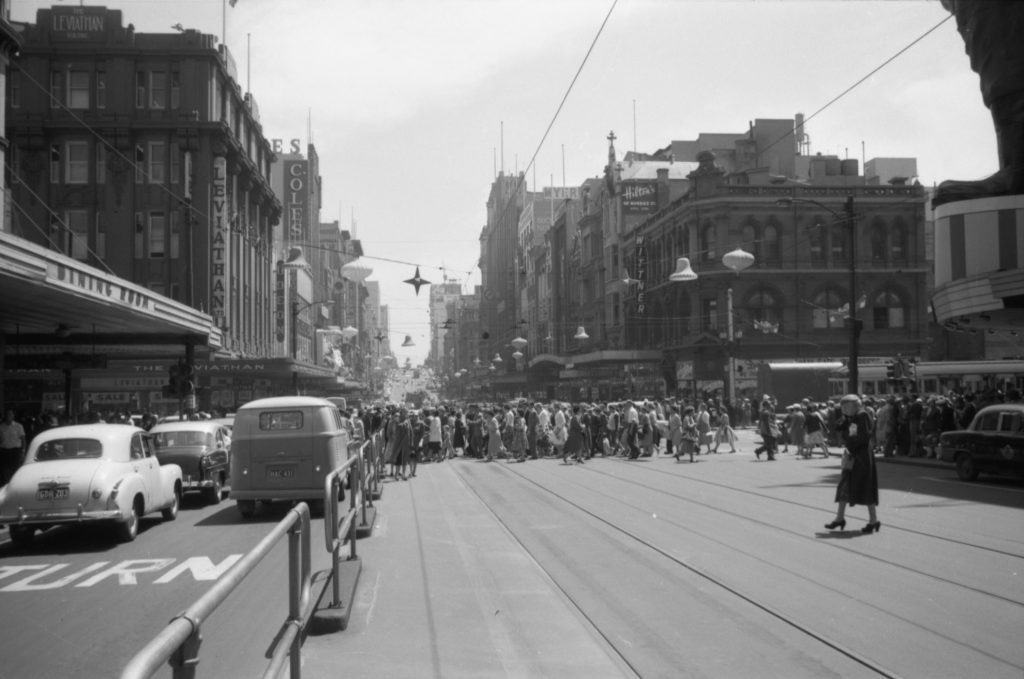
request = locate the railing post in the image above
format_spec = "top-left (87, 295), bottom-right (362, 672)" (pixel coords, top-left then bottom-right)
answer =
top-left (288, 514), bottom-right (303, 679)
top-left (330, 476), bottom-right (342, 608)
top-left (168, 614), bottom-right (201, 679)
top-left (349, 457), bottom-right (359, 561)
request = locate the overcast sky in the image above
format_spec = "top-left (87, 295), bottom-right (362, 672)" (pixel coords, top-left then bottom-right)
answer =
top-left (13, 0), bottom-right (993, 364)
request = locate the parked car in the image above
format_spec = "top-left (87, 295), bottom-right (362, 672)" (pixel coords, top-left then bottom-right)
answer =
top-left (230, 396), bottom-right (349, 518)
top-left (938, 403), bottom-right (1024, 481)
top-left (149, 420), bottom-right (232, 504)
top-left (0, 424), bottom-right (182, 546)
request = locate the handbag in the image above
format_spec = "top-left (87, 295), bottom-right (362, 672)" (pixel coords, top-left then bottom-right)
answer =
top-left (841, 450), bottom-right (854, 470)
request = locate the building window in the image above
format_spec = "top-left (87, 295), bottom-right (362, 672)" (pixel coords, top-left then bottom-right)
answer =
top-left (150, 71), bottom-right (167, 109)
top-left (746, 289), bottom-right (782, 333)
top-left (808, 227), bottom-right (824, 263)
top-left (872, 290), bottom-right (906, 329)
top-left (67, 70), bottom-right (90, 109)
top-left (66, 210), bottom-right (89, 260)
top-left (170, 71), bottom-right (180, 109)
top-left (135, 71), bottom-right (146, 108)
top-left (763, 222), bottom-right (780, 263)
top-left (701, 222), bottom-right (716, 262)
top-left (702, 297), bottom-right (718, 334)
top-left (135, 144), bottom-right (145, 183)
top-left (134, 212), bottom-right (145, 258)
top-left (66, 141), bottom-right (89, 184)
top-left (891, 221), bottom-right (907, 260)
top-left (830, 226), bottom-right (847, 263)
top-left (812, 288), bottom-right (845, 329)
top-left (96, 212), bottom-right (106, 258)
top-left (50, 144), bottom-right (60, 183)
top-left (148, 141), bottom-right (166, 183)
top-left (148, 212), bottom-right (166, 258)
top-left (870, 224), bottom-right (886, 262)
top-left (170, 143), bottom-right (180, 184)
top-left (96, 70), bottom-right (106, 109)
top-left (96, 144), bottom-right (106, 184)
top-left (170, 210), bottom-right (181, 259)
top-left (742, 222), bottom-right (760, 261)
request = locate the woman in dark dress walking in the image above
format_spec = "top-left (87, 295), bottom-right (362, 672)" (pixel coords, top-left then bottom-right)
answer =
top-left (825, 395), bottom-right (881, 533)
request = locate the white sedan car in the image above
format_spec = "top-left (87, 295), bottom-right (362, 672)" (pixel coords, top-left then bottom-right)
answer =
top-left (0, 424), bottom-right (182, 547)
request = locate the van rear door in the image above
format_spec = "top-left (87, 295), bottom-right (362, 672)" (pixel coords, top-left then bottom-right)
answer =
top-left (249, 409), bottom-right (316, 490)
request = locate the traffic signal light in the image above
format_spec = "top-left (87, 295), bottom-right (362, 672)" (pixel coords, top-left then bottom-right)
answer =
top-left (885, 361), bottom-right (896, 382)
top-left (180, 361), bottom-right (196, 395)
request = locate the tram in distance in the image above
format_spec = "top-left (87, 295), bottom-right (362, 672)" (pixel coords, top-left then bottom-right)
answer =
top-left (831, 360), bottom-right (1024, 398)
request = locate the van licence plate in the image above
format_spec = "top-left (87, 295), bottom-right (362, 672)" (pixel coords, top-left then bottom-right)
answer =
top-left (37, 487), bottom-right (70, 501)
top-left (267, 466), bottom-right (294, 479)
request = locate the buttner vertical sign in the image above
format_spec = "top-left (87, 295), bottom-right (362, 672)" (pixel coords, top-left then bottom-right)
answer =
top-left (211, 157), bottom-right (230, 329)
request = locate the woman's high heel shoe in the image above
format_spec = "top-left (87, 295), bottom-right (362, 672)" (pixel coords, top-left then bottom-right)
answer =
top-left (824, 519), bottom-right (846, 530)
top-left (861, 521), bottom-right (881, 534)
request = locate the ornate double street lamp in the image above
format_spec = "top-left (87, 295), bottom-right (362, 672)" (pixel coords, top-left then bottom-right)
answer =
top-left (776, 196), bottom-right (860, 392)
top-left (670, 249), bottom-right (754, 405)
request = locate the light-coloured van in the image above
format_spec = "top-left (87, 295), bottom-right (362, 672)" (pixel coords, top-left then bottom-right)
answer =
top-left (230, 396), bottom-right (349, 518)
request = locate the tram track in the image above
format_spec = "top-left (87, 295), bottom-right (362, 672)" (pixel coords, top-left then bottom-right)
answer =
top-left (584, 459), bottom-right (1024, 609)
top-left (451, 456), bottom-right (1024, 678)
top-left (455, 460), bottom-right (904, 679)
top-left (601, 455), bottom-right (1024, 560)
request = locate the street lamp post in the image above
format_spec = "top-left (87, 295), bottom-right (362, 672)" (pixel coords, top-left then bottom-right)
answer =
top-left (776, 195), bottom-right (860, 394)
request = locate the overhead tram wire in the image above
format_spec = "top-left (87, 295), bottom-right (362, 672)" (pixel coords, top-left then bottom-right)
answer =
top-left (5, 158), bottom-right (117, 275)
top-left (489, 0), bottom-right (619, 237)
top-left (14, 66), bottom-right (475, 284)
top-left (756, 13), bottom-right (954, 162)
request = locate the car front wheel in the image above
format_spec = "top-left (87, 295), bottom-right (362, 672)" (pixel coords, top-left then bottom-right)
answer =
top-left (956, 454), bottom-right (980, 481)
top-left (206, 475), bottom-right (223, 505)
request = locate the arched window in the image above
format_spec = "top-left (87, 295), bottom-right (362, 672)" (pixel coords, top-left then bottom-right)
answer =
top-left (891, 219), bottom-right (907, 260)
top-left (830, 225), bottom-right (847, 263)
top-left (745, 288), bottom-right (782, 334)
top-left (701, 221), bottom-right (716, 262)
top-left (870, 223), bottom-right (887, 262)
top-left (812, 288), bottom-right (845, 329)
top-left (763, 221), bottom-right (780, 264)
top-left (808, 226), bottom-right (824, 263)
top-left (742, 221), bottom-right (760, 261)
top-left (872, 290), bottom-right (906, 329)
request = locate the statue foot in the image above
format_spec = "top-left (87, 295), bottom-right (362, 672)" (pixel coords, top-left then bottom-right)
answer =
top-left (932, 168), bottom-right (1024, 208)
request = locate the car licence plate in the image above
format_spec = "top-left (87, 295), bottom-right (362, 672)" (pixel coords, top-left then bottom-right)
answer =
top-left (37, 487), bottom-right (70, 501)
top-left (267, 466), bottom-right (294, 479)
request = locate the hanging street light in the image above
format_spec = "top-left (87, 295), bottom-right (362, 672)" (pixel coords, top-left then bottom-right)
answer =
top-left (722, 247), bottom-right (755, 275)
top-left (668, 257), bottom-right (698, 282)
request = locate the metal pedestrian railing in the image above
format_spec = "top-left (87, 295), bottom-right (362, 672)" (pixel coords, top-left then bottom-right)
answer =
top-left (119, 502), bottom-right (314, 679)
top-left (120, 432), bottom-right (384, 678)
